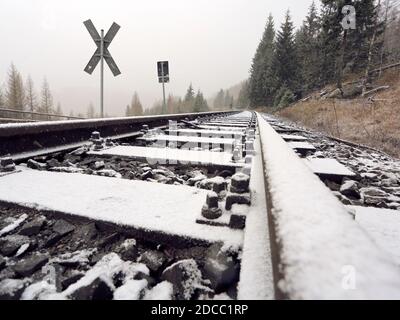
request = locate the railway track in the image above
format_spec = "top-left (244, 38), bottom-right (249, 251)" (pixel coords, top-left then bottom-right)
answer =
top-left (1, 111), bottom-right (400, 300)
top-left (0, 118), bottom-right (38, 124)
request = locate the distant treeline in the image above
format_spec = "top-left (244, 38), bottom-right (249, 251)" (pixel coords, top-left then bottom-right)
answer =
top-left (247, 0), bottom-right (400, 109)
top-left (127, 84), bottom-right (210, 116)
top-left (0, 63), bottom-right (67, 120)
top-left (212, 87), bottom-right (249, 110)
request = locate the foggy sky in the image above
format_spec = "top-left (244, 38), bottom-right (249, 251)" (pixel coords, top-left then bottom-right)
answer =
top-left (0, 0), bottom-right (316, 116)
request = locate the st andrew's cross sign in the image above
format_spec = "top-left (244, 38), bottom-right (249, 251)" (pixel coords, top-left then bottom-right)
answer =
top-left (83, 19), bottom-right (121, 117)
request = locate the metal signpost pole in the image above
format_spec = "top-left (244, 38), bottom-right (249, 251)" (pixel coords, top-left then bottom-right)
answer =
top-left (100, 29), bottom-right (104, 118)
top-left (84, 19), bottom-right (121, 119)
top-left (162, 64), bottom-right (166, 114)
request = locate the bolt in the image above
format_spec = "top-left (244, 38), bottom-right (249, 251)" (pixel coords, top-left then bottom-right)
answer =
top-left (105, 138), bottom-right (113, 147)
top-left (91, 131), bottom-right (101, 140)
top-left (201, 192), bottom-right (222, 220)
top-left (0, 157), bottom-right (16, 172)
top-left (230, 172), bottom-right (250, 194)
top-left (233, 148), bottom-right (241, 162)
top-left (212, 180), bottom-right (227, 194)
top-left (206, 192), bottom-right (219, 209)
top-left (93, 139), bottom-right (104, 150)
top-left (201, 206), bottom-right (222, 220)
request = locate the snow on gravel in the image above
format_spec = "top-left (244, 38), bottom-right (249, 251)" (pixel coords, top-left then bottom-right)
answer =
top-left (0, 279), bottom-right (30, 298)
top-left (113, 279), bottom-right (148, 300)
top-left (0, 169), bottom-right (243, 246)
top-left (257, 113), bottom-right (400, 300)
top-left (21, 281), bottom-right (57, 300)
top-left (162, 259), bottom-right (206, 300)
top-left (47, 253), bottom-right (148, 300)
top-left (0, 214), bottom-right (28, 237)
top-left (143, 281), bottom-right (173, 300)
top-left (51, 249), bottom-right (97, 267)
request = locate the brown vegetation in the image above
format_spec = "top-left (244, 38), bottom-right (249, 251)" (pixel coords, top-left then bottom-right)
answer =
top-left (276, 69), bottom-right (400, 158)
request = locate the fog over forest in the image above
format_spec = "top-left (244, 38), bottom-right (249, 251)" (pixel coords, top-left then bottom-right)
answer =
top-left (0, 0), bottom-right (314, 116)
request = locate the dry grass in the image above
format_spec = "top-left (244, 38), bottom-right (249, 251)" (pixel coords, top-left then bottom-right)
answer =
top-left (276, 69), bottom-right (400, 158)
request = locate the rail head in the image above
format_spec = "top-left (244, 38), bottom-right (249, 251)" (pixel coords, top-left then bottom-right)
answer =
top-left (0, 111), bottom-right (236, 137)
top-left (257, 112), bottom-right (400, 300)
top-left (0, 111), bottom-right (238, 158)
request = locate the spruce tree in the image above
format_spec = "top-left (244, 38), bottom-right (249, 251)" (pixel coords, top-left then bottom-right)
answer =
top-left (349, 0), bottom-right (383, 72)
top-left (0, 87), bottom-right (4, 118)
top-left (319, 1), bottom-right (344, 86)
top-left (56, 103), bottom-right (63, 120)
top-left (193, 90), bottom-right (209, 113)
top-left (25, 76), bottom-right (38, 113)
top-left (213, 89), bottom-right (225, 109)
top-left (178, 98), bottom-right (183, 113)
top-left (249, 14), bottom-right (276, 107)
top-left (6, 63), bottom-right (25, 117)
top-left (319, 0), bottom-right (361, 89)
top-left (0, 88), bottom-right (3, 106)
top-left (184, 83), bottom-right (195, 112)
top-left (0, 87), bottom-right (4, 109)
top-left (272, 10), bottom-right (299, 96)
top-left (125, 104), bottom-right (131, 117)
top-left (224, 91), bottom-right (233, 107)
top-left (40, 78), bottom-right (53, 117)
top-left (296, 1), bottom-right (322, 93)
top-left (130, 92), bottom-right (143, 116)
top-left (237, 81), bottom-right (250, 108)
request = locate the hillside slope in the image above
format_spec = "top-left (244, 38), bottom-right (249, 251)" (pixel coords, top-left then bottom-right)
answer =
top-left (276, 69), bottom-right (400, 158)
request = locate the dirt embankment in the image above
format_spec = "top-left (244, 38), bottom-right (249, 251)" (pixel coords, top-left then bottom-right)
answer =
top-left (276, 69), bottom-right (400, 159)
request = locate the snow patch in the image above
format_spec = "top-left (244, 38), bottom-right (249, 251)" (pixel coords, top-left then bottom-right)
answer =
top-left (21, 281), bottom-right (57, 300)
top-left (0, 279), bottom-right (30, 297)
top-left (352, 206), bottom-right (400, 267)
top-left (51, 249), bottom-right (97, 267)
top-left (143, 281), bottom-right (173, 300)
top-left (113, 279), bottom-right (147, 300)
top-left (0, 214), bottom-right (28, 237)
top-left (46, 253), bottom-right (148, 300)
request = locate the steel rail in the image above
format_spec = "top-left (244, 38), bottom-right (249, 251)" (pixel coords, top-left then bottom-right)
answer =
top-left (0, 107), bottom-right (85, 120)
top-left (0, 111), bottom-right (236, 158)
top-left (0, 117), bottom-right (38, 124)
top-left (255, 113), bottom-right (400, 299)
